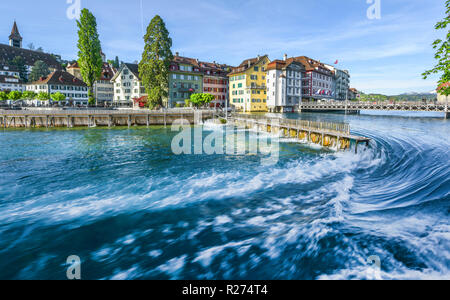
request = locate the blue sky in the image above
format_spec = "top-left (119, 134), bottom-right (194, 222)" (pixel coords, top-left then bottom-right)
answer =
top-left (0, 0), bottom-right (446, 95)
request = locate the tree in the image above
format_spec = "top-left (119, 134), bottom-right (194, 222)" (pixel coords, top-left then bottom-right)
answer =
top-left (37, 92), bottom-right (50, 101)
top-left (51, 92), bottom-right (66, 102)
top-left (21, 91), bottom-right (36, 100)
top-left (8, 91), bottom-right (22, 101)
top-left (9, 56), bottom-right (28, 82)
top-left (0, 92), bottom-right (8, 101)
top-left (29, 60), bottom-right (50, 82)
top-left (139, 15), bottom-right (173, 109)
top-left (76, 8), bottom-right (103, 105)
top-left (190, 93), bottom-right (215, 108)
top-left (423, 0), bottom-right (450, 96)
top-left (27, 43), bottom-right (35, 50)
top-left (36, 47), bottom-right (44, 52)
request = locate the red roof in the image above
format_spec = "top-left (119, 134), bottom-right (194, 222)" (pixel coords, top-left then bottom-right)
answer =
top-left (29, 70), bottom-right (87, 86)
top-left (437, 82), bottom-right (450, 91)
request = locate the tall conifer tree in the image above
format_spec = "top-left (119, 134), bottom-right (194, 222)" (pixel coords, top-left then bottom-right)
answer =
top-left (139, 15), bottom-right (173, 109)
top-left (77, 8), bottom-right (103, 105)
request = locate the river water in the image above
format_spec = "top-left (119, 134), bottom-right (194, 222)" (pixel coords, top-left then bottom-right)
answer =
top-left (0, 111), bottom-right (448, 280)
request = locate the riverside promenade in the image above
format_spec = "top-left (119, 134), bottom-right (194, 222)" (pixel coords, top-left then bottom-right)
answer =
top-left (0, 108), bottom-right (216, 128)
top-left (230, 114), bottom-right (370, 153)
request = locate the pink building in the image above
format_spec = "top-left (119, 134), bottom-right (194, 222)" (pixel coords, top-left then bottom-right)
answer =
top-left (200, 62), bottom-right (231, 108)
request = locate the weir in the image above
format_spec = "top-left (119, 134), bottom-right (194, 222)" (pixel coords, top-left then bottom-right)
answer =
top-left (229, 114), bottom-right (371, 153)
top-left (0, 109), bottom-right (214, 128)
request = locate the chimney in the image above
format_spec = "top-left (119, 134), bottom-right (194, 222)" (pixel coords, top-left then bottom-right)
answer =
top-left (248, 61), bottom-right (251, 68)
top-left (283, 54), bottom-right (288, 61)
top-left (257, 55), bottom-right (260, 60)
top-left (175, 52), bottom-right (179, 57)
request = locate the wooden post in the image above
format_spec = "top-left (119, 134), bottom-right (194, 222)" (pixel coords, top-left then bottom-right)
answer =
top-left (67, 115), bottom-right (70, 128)
top-left (128, 115), bottom-right (131, 128)
top-left (46, 116), bottom-right (49, 128)
top-left (164, 111), bottom-right (166, 127)
top-left (355, 141), bottom-right (358, 154)
top-left (147, 114), bottom-right (150, 127)
top-left (108, 115), bottom-right (112, 128)
top-left (25, 116), bottom-right (28, 128)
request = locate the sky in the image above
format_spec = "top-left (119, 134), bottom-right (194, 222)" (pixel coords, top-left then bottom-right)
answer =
top-left (0, 0), bottom-right (447, 95)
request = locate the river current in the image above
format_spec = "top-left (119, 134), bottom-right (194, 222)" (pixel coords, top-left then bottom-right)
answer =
top-left (0, 111), bottom-right (448, 279)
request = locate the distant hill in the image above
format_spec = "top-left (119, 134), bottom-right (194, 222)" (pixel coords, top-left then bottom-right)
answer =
top-left (359, 92), bottom-right (438, 102)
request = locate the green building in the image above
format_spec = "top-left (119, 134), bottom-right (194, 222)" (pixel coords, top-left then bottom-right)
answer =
top-left (168, 53), bottom-right (203, 107)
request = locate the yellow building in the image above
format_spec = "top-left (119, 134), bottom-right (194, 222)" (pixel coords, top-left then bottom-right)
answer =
top-left (228, 55), bottom-right (270, 112)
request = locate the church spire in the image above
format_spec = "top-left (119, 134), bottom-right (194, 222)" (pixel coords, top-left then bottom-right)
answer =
top-left (9, 21), bottom-right (22, 48)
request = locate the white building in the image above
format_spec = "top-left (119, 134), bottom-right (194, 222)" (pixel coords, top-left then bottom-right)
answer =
top-left (26, 70), bottom-right (88, 105)
top-left (111, 63), bottom-right (146, 106)
top-left (266, 55), bottom-right (305, 113)
top-left (67, 61), bottom-right (117, 105)
top-left (0, 64), bottom-right (25, 91)
top-left (325, 64), bottom-right (350, 101)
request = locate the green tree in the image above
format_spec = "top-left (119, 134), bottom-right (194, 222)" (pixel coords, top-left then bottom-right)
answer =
top-left (0, 92), bottom-right (8, 101)
top-left (9, 56), bottom-right (28, 83)
top-left (139, 15), bottom-right (173, 109)
top-left (423, 0), bottom-right (450, 96)
top-left (37, 92), bottom-right (50, 101)
top-left (8, 91), bottom-right (22, 101)
top-left (190, 93), bottom-right (215, 108)
top-left (21, 91), bottom-right (36, 100)
top-left (51, 92), bottom-right (66, 102)
top-left (76, 8), bottom-right (103, 105)
top-left (29, 60), bottom-right (50, 82)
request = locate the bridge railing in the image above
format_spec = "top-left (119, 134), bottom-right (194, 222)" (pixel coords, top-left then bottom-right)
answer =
top-left (231, 113), bottom-right (350, 134)
top-left (300, 101), bottom-right (445, 107)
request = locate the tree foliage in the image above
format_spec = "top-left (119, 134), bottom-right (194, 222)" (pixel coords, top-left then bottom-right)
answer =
top-left (29, 60), bottom-right (50, 83)
top-left (139, 15), bottom-right (173, 109)
top-left (37, 92), bottom-right (50, 101)
top-left (8, 91), bottom-right (22, 101)
top-left (21, 91), bottom-right (36, 100)
top-left (190, 93), bottom-right (215, 108)
top-left (423, 0), bottom-right (450, 96)
top-left (76, 8), bottom-right (103, 101)
top-left (9, 56), bottom-right (28, 83)
top-left (0, 92), bottom-right (8, 101)
top-left (51, 92), bottom-right (66, 102)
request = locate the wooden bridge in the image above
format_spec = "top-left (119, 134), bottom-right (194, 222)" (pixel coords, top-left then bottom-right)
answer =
top-left (229, 114), bottom-right (370, 153)
top-left (0, 109), bottom-right (215, 128)
top-left (299, 101), bottom-right (449, 118)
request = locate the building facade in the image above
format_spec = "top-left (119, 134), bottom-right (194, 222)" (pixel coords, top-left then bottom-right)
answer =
top-left (437, 82), bottom-right (449, 104)
top-left (26, 70), bottom-right (88, 105)
top-left (67, 60), bottom-right (117, 105)
top-left (0, 64), bottom-right (25, 91)
top-left (169, 53), bottom-right (203, 107)
top-left (201, 62), bottom-right (231, 108)
top-left (228, 55), bottom-right (270, 112)
top-left (348, 88), bottom-right (360, 100)
top-left (324, 64), bottom-right (350, 101)
top-left (293, 56), bottom-right (334, 101)
top-left (111, 63), bottom-right (146, 106)
top-left (266, 55), bottom-right (304, 113)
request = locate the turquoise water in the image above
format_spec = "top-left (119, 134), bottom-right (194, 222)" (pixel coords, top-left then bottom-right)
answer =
top-left (0, 111), bottom-right (449, 279)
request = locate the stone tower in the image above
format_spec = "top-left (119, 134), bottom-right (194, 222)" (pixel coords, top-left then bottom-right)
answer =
top-left (9, 21), bottom-right (22, 48)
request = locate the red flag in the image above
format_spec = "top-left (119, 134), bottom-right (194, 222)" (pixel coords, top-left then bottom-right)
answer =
top-left (334, 60), bottom-right (339, 64)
